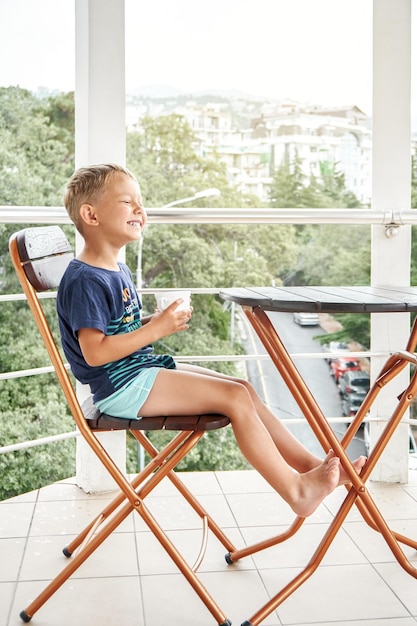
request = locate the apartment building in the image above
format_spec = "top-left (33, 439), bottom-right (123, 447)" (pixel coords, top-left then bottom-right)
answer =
top-left (180, 99), bottom-right (372, 204)
top-left (129, 96), bottom-right (372, 204)
top-left (252, 103), bottom-right (371, 203)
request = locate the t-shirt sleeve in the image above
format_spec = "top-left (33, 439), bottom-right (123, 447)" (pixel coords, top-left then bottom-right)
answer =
top-left (61, 275), bottom-right (111, 336)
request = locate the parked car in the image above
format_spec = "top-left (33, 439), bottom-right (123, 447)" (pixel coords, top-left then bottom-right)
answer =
top-left (293, 312), bottom-right (319, 326)
top-left (330, 357), bottom-right (361, 382)
top-left (322, 340), bottom-right (350, 363)
top-left (338, 370), bottom-right (370, 398)
top-left (341, 393), bottom-right (365, 418)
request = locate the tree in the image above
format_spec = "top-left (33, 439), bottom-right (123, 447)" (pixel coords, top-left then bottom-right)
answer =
top-left (314, 313), bottom-right (370, 350)
top-left (0, 87), bottom-right (74, 209)
top-left (320, 166), bottom-right (363, 209)
top-left (410, 154), bottom-right (417, 285)
top-left (269, 151), bottom-right (362, 210)
top-left (269, 150), bottom-right (310, 208)
top-left (0, 397), bottom-right (76, 501)
top-left (269, 152), bottom-right (370, 348)
top-left (0, 87), bottom-right (76, 498)
top-left (127, 113), bottom-right (263, 208)
top-left (294, 224), bottom-right (370, 286)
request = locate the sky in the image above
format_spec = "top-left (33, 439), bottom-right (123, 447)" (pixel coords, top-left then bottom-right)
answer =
top-left (0, 0), bottom-right (377, 113)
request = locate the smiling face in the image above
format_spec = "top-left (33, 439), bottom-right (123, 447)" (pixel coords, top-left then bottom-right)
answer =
top-left (80, 172), bottom-right (147, 248)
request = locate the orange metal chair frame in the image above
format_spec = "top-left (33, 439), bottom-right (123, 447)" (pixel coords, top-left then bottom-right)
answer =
top-left (10, 226), bottom-right (235, 626)
top-left (227, 304), bottom-right (417, 626)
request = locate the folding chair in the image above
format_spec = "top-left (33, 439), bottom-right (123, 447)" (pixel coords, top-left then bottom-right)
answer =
top-left (10, 225), bottom-right (235, 626)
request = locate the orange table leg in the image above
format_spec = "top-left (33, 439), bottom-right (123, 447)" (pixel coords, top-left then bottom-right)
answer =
top-left (236, 305), bottom-right (417, 626)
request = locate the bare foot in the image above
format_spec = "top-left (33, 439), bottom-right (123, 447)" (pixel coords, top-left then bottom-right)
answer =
top-left (326, 449), bottom-right (367, 485)
top-left (290, 451), bottom-right (340, 518)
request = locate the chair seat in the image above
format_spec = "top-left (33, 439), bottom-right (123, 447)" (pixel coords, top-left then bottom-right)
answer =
top-left (86, 411), bottom-right (230, 432)
top-left (81, 395), bottom-right (230, 432)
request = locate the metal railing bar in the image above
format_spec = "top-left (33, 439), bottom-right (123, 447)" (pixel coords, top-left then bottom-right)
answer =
top-left (1, 208), bottom-right (413, 463)
top-left (0, 288), bottom-right (218, 303)
top-left (0, 364), bottom-right (69, 380)
top-left (0, 430), bottom-right (79, 455)
top-left (1, 206), bottom-right (417, 225)
top-left (0, 291), bottom-right (57, 302)
top-left (2, 414), bottom-right (412, 456)
top-left (174, 351), bottom-right (386, 361)
top-left (0, 352), bottom-right (389, 383)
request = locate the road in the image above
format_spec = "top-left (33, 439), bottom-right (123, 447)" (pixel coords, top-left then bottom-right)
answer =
top-left (241, 310), bottom-right (366, 459)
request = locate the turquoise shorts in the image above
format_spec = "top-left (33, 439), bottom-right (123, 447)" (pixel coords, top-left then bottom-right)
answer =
top-left (95, 367), bottom-right (162, 419)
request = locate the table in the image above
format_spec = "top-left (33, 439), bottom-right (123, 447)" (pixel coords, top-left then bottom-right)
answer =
top-left (219, 285), bottom-right (417, 626)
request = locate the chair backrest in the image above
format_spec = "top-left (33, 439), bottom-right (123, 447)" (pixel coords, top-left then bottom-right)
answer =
top-left (12, 225), bottom-right (74, 292)
top-left (9, 225), bottom-right (94, 436)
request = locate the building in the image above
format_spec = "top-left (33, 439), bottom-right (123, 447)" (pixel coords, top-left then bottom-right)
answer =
top-left (250, 103), bottom-right (372, 204)
top-left (131, 96), bottom-right (372, 204)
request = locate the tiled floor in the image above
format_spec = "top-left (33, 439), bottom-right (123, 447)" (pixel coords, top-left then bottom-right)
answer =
top-left (1, 469), bottom-right (417, 626)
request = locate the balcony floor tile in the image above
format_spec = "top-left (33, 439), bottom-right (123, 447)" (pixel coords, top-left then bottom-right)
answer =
top-left (2, 469), bottom-right (417, 626)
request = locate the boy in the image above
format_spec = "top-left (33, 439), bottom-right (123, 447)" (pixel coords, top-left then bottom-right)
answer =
top-left (57, 163), bottom-right (366, 518)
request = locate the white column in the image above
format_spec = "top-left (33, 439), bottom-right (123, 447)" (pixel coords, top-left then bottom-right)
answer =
top-left (74, 0), bottom-right (127, 492)
top-left (74, 0), bottom-right (126, 166)
top-left (370, 0), bottom-right (411, 482)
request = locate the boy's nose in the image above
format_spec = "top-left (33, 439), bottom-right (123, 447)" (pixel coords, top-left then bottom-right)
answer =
top-left (134, 204), bottom-right (147, 223)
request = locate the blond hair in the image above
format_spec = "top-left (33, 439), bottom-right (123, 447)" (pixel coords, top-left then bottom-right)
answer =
top-left (64, 164), bottom-right (137, 233)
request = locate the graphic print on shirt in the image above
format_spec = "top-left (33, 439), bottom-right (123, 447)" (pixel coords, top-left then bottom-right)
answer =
top-left (108, 286), bottom-right (142, 336)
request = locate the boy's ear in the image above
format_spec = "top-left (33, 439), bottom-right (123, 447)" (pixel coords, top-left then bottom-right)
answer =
top-left (79, 203), bottom-right (99, 226)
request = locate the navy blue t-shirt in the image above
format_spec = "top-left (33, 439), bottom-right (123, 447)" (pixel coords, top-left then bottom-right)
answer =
top-left (56, 259), bottom-right (175, 403)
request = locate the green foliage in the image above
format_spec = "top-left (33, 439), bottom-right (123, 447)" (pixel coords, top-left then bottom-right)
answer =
top-left (321, 167), bottom-right (363, 208)
top-left (126, 426), bottom-right (250, 474)
top-left (0, 88), bottom-right (373, 497)
top-left (139, 223), bottom-right (298, 291)
top-left (0, 397), bottom-right (75, 500)
top-left (314, 313), bottom-right (370, 349)
top-left (128, 114), bottom-right (247, 208)
top-left (150, 294), bottom-right (235, 358)
top-left (269, 151), bottom-right (369, 345)
top-left (269, 150), bottom-right (308, 208)
top-left (0, 86), bottom-right (74, 207)
top-left (294, 224), bottom-right (371, 286)
top-left (410, 156), bottom-right (417, 285)
top-left (239, 224), bottom-right (298, 286)
top-left (0, 90), bottom-right (76, 499)
top-left (269, 151), bottom-right (362, 210)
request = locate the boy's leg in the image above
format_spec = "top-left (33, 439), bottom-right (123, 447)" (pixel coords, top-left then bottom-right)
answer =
top-left (139, 367), bottom-right (340, 517)
top-left (177, 363), bottom-right (323, 473)
top-left (177, 363), bottom-right (366, 483)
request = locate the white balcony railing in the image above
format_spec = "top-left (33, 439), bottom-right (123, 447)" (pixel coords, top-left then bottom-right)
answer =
top-left (1, 206), bottom-right (416, 466)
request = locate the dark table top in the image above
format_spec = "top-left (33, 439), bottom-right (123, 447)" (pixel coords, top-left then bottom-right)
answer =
top-left (219, 285), bottom-right (417, 313)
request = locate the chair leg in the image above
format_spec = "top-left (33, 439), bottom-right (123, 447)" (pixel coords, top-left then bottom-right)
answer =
top-left (132, 429), bottom-right (238, 555)
top-left (20, 429), bottom-right (233, 625)
top-left (63, 429), bottom-right (193, 556)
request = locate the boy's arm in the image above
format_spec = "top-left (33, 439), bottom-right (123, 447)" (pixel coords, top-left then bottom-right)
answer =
top-left (78, 299), bottom-right (191, 367)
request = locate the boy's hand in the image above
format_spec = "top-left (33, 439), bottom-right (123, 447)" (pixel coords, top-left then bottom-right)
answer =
top-left (150, 298), bottom-right (192, 336)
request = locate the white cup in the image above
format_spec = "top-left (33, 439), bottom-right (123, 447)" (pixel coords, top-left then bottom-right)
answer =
top-left (155, 290), bottom-right (191, 312)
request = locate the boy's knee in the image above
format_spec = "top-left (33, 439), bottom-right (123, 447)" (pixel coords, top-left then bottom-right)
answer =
top-left (237, 378), bottom-right (255, 397)
top-left (230, 380), bottom-right (253, 406)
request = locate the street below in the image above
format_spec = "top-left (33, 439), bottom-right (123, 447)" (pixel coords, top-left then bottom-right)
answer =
top-left (242, 310), bottom-right (367, 459)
